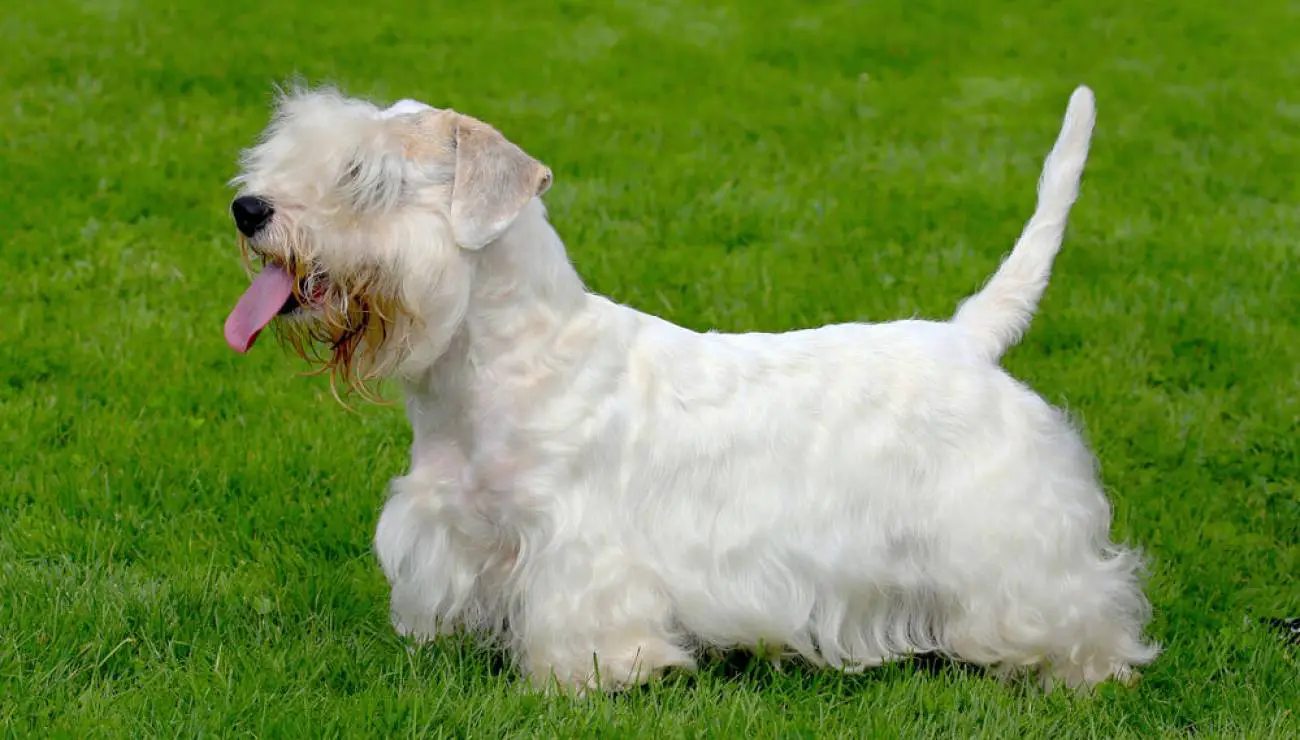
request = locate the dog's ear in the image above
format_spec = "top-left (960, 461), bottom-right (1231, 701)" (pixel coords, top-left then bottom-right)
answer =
top-left (443, 113), bottom-right (553, 250)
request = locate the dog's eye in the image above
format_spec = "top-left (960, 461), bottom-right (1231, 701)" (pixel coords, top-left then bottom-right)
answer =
top-left (338, 155), bottom-right (405, 212)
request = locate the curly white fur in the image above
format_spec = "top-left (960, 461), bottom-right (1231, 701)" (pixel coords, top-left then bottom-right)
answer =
top-left (229, 84), bottom-right (1159, 694)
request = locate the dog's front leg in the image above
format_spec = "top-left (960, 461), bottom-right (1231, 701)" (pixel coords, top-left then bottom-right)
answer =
top-left (373, 469), bottom-right (499, 642)
top-left (510, 541), bottom-right (695, 695)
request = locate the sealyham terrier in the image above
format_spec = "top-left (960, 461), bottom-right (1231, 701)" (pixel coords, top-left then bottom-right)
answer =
top-left (223, 84), bottom-right (1159, 694)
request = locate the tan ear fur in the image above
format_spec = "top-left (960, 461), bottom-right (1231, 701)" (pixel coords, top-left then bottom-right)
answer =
top-left (440, 113), bottom-right (552, 250)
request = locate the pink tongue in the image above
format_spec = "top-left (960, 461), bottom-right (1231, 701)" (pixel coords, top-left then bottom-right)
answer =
top-left (224, 265), bottom-right (295, 353)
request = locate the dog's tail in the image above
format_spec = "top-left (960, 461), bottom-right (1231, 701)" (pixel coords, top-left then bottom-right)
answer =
top-left (952, 85), bottom-right (1096, 362)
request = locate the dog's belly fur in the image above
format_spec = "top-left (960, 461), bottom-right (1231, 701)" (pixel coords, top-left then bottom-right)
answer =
top-left (378, 298), bottom-right (1155, 690)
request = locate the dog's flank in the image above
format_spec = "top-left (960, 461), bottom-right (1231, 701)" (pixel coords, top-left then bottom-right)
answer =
top-left (225, 84), bottom-right (1158, 695)
top-left (954, 86), bottom-right (1096, 361)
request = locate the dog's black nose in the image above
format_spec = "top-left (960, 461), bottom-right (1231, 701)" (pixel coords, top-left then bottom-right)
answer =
top-left (231, 196), bottom-right (274, 237)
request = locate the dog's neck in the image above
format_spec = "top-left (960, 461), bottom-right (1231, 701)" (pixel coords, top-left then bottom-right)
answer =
top-left (401, 199), bottom-right (590, 418)
top-left (464, 199), bottom-right (588, 358)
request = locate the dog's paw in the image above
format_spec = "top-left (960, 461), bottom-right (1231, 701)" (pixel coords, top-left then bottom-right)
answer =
top-left (521, 641), bottom-right (696, 697)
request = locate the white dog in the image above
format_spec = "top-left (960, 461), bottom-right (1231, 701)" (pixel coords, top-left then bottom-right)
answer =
top-left (223, 84), bottom-right (1159, 693)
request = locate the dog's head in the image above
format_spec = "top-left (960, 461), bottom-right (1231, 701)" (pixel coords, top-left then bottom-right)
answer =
top-left (224, 87), bottom-right (553, 397)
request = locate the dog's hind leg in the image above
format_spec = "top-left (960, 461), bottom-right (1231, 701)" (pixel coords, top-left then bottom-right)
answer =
top-left (950, 545), bottom-right (1159, 691)
top-left (938, 475), bottom-right (1159, 689)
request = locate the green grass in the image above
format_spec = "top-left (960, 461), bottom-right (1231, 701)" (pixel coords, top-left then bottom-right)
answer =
top-left (3, 0), bottom-right (1298, 736)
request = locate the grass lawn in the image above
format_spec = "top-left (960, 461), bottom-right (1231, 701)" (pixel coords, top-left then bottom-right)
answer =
top-left (3, 0), bottom-right (1298, 736)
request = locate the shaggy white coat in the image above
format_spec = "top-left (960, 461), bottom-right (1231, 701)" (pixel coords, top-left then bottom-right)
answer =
top-left (230, 85), bottom-right (1159, 693)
